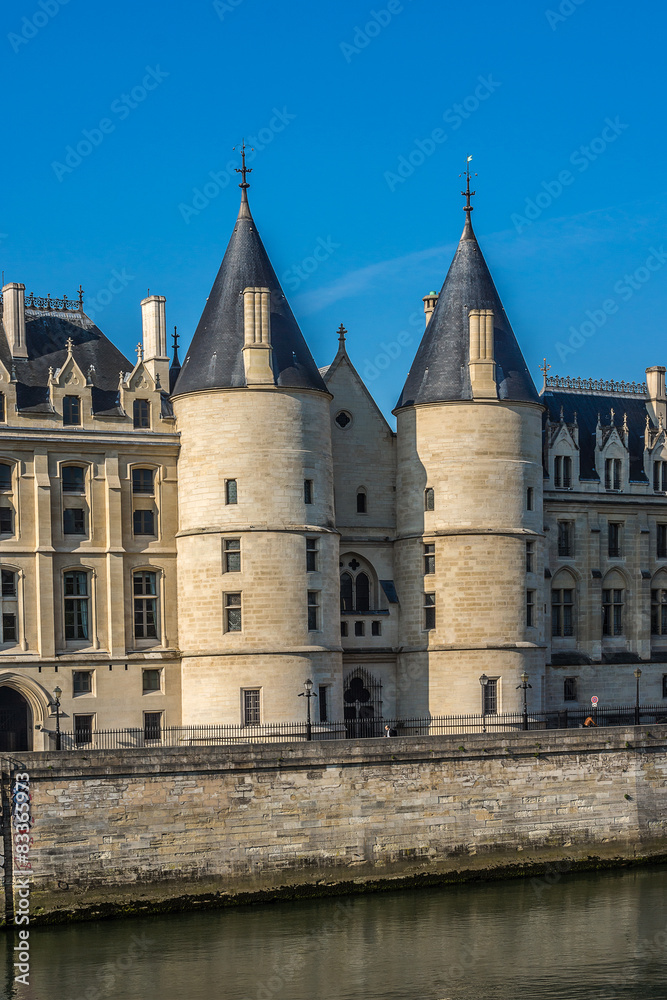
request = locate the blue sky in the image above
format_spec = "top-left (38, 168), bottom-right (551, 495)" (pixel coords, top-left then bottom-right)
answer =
top-left (2, 0), bottom-right (666, 423)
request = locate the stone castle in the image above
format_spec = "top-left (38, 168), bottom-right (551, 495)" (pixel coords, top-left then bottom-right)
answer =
top-left (1, 164), bottom-right (666, 749)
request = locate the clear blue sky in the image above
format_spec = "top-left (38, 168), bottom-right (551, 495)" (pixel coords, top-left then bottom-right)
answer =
top-left (2, 0), bottom-right (665, 422)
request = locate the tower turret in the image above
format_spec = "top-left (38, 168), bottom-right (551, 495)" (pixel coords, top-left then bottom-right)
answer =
top-left (394, 173), bottom-right (545, 716)
top-left (172, 153), bottom-right (341, 724)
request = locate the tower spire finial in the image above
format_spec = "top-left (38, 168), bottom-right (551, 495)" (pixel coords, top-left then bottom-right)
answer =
top-left (233, 139), bottom-right (254, 218)
top-left (460, 155), bottom-right (476, 214)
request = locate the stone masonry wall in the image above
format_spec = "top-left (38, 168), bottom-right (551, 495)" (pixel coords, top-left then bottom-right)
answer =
top-left (3, 727), bottom-right (667, 923)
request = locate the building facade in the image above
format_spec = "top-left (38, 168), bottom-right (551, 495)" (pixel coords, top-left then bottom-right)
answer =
top-left (1, 176), bottom-right (666, 749)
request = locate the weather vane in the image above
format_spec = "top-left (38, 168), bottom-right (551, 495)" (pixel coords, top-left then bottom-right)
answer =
top-left (233, 139), bottom-right (253, 189)
top-left (539, 358), bottom-right (552, 390)
top-left (459, 154), bottom-right (477, 213)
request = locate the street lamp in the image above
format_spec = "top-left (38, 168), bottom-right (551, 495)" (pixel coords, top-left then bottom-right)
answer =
top-left (298, 678), bottom-right (317, 741)
top-left (517, 671), bottom-right (532, 731)
top-left (479, 674), bottom-right (488, 734)
top-left (634, 667), bottom-right (642, 726)
top-left (53, 685), bottom-right (62, 751)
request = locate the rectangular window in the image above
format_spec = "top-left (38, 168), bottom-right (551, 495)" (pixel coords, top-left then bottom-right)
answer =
top-left (307, 591), bottom-right (319, 631)
top-left (63, 395), bottom-right (81, 426)
top-left (564, 677), bottom-right (577, 702)
top-left (602, 588), bottom-right (624, 636)
top-left (423, 592), bottom-right (435, 631)
top-left (224, 592), bottom-right (242, 632)
top-left (306, 538), bottom-right (318, 572)
top-left (0, 464), bottom-right (11, 491)
top-left (64, 571), bottom-right (89, 640)
top-left (132, 468), bottom-right (155, 495)
top-left (654, 461), bottom-right (667, 493)
top-left (318, 686), bottom-right (328, 723)
top-left (605, 458), bottom-right (621, 491)
top-left (143, 711), bottom-right (162, 741)
top-left (0, 393), bottom-right (4, 422)
top-left (72, 670), bottom-right (93, 696)
top-left (304, 479), bottom-right (313, 504)
top-left (483, 678), bottom-right (498, 715)
top-left (224, 539), bottom-right (241, 572)
top-left (526, 540), bottom-right (534, 573)
top-left (63, 508), bottom-right (85, 535)
top-left (552, 588), bottom-right (574, 637)
top-left (73, 714), bottom-right (94, 745)
top-left (134, 571), bottom-right (158, 639)
top-left (658, 525), bottom-right (667, 559)
top-left (133, 509), bottom-right (155, 536)
top-left (371, 620), bottom-right (381, 636)
top-left (651, 589), bottom-right (667, 636)
top-left (424, 488), bottom-right (435, 511)
top-left (354, 620), bottom-right (365, 636)
top-left (557, 521), bottom-right (574, 558)
top-left (608, 522), bottom-right (622, 558)
top-left (62, 466), bottom-right (85, 493)
top-left (340, 621), bottom-right (348, 637)
top-left (0, 508), bottom-right (13, 534)
top-left (526, 487), bottom-right (534, 510)
top-left (554, 456), bottom-right (572, 488)
top-left (356, 490), bottom-right (367, 513)
top-left (142, 668), bottom-right (162, 693)
top-left (225, 479), bottom-right (237, 505)
top-left (526, 590), bottom-right (535, 627)
top-left (663, 675), bottom-right (667, 699)
top-left (2, 613), bottom-right (16, 643)
top-left (424, 543), bottom-right (435, 575)
top-left (1, 570), bottom-right (16, 598)
top-left (133, 399), bottom-right (150, 429)
top-left (243, 689), bottom-right (260, 725)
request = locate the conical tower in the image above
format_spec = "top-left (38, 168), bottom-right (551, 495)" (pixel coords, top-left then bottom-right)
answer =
top-left (394, 174), bottom-right (545, 716)
top-left (172, 154), bottom-right (341, 724)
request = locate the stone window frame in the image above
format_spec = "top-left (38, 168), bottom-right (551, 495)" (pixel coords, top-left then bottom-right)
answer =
top-left (58, 460), bottom-right (92, 544)
top-left (557, 521), bottom-right (574, 558)
top-left (304, 479), bottom-right (314, 505)
top-left (223, 538), bottom-right (241, 573)
top-left (423, 592), bottom-right (436, 631)
top-left (526, 487), bottom-right (534, 511)
top-left (62, 394), bottom-right (82, 427)
top-left (225, 479), bottom-right (238, 505)
top-left (0, 458), bottom-right (17, 538)
top-left (525, 540), bottom-right (535, 573)
top-left (552, 584), bottom-right (575, 638)
top-left (62, 567), bottom-right (95, 646)
top-left (608, 521), bottom-right (623, 559)
top-left (0, 565), bottom-right (19, 647)
top-left (424, 542), bottom-right (435, 575)
top-left (602, 587), bottom-right (624, 636)
top-left (553, 454), bottom-right (573, 489)
top-left (132, 568), bottom-right (161, 647)
top-left (143, 710), bottom-right (163, 742)
top-left (73, 713), bottom-right (95, 745)
top-left (0, 393), bottom-right (5, 423)
top-left (356, 487), bottom-right (367, 514)
top-left (306, 537), bottom-right (318, 572)
top-left (526, 589), bottom-right (536, 627)
top-left (142, 667), bottom-right (163, 695)
top-left (483, 678), bottom-right (499, 715)
top-left (129, 463), bottom-right (160, 541)
top-left (307, 590), bottom-right (320, 632)
top-left (604, 457), bottom-right (622, 492)
top-left (224, 591), bottom-right (242, 632)
top-left (563, 677), bottom-right (577, 702)
top-left (242, 688), bottom-right (261, 726)
top-left (72, 669), bottom-right (95, 698)
top-left (424, 487), bottom-right (435, 512)
top-left (657, 524), bottom-right (667, 560)
top-left (133, 398), bottom-right (151, 430)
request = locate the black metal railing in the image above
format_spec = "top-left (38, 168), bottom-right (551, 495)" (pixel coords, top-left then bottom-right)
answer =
top-left (23, 289), bottom-right (84, 312)
top-left (44, 705), bottom-right (667, 751)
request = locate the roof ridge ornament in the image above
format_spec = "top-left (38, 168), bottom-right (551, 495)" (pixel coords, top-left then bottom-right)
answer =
top-left (233, 139), bottom-right (254, 219)
top-left (459, 155), bottom-right (476, 214)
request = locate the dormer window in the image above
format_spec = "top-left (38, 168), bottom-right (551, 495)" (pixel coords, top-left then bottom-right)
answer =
top-left (654, 461), bottom-right (667, 493)
top-left (605, 458), bottom-right (621, 491)
top-left (133, 399), bottom-right (150, 429)
top-left (63, 395), bottom-right (81, 426)
top-left (554, 456), bottom-right (572, 489)
top-left (0, 393), bottom-right (5, 422)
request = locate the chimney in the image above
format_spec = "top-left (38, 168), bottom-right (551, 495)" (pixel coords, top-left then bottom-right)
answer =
top-left (646, 366), bottom-right (666, 427)
top-left (140, 295), bottom-right (168, 388)
top-left (2, 283), bottom-right (27, 359)
top-left (242, 286), bottom-right (274, 385)
top-left (468, 308), bottom-right (497, 399)
top-left (422, 291), bottom-right (438, 326)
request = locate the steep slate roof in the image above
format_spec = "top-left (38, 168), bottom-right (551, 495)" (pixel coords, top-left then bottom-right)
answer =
top-left (172, 191), bottom-right (327, 397)
top-left (0, 305), bottom-right (132, 414)
top-left (543, 390), bottom-right (650, 483)
top-left (396, 213), bottom-right (540, 409)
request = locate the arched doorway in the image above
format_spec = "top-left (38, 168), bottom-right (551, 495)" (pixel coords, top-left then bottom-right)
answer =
top-left (0, 687), bottom-right (31, 751)
top-left (344, 668), bottom-right (383, 738)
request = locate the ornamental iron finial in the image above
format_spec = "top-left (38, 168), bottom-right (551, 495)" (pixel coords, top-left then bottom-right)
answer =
top-left (337, 323), bottom-right (347, 344)
top-left (234, 139), bottom-right (253, 190)
top-left (459, 155), bottom-right (476, 213)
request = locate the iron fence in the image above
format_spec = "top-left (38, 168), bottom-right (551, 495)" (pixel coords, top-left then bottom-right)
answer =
top-left (46, 704), bottom-right (667, 751)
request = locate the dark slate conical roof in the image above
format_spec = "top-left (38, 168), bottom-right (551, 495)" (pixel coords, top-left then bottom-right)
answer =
top-left (172, 191), bottom-right (327, 397)
top-left (396, 213), bottom-right (539, 409)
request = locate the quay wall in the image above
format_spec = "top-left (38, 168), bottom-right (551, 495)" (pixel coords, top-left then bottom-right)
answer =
top-left (2, 727), bottom-right (667, 924)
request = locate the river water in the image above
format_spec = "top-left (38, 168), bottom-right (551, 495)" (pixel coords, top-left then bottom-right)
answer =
top-left (3, 866), bottom-right (667, 1000)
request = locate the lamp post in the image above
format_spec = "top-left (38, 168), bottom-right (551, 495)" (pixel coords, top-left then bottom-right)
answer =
top-left (634, 667), bottom-right (642, 726)
top-left (479, 674), bottom-right (488, 734)
top-left (298, 678), bottom-right (317, 741)
top-left (517, 671), bottom-right (532, 731)
top-left (53, 685), bottom-right (62, 751)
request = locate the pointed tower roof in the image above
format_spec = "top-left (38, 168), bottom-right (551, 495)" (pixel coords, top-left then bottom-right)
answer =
top-left (395, 180), bottom-right (539, 410)
top-left (172, 155), bottom-right (326, 398)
